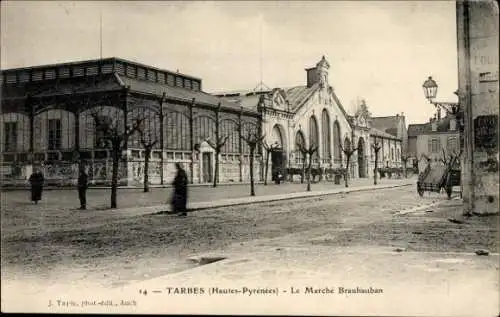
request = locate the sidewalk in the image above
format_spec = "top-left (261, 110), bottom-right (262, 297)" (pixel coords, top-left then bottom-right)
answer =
top-left (92, 179), bottom-right (415, 219)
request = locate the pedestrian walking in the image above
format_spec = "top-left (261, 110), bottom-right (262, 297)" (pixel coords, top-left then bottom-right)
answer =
top-left (28, 168), bottom-right (44, 204)
top-left (77, 168), bottom-right (89, 210)
top-left (171, 163), bottom-right (188, 216)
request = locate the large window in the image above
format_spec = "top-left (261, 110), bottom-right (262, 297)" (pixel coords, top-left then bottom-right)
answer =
top-left (333, 121), bottom-right (341, 163)
top-left (48, 119), bottom-right (62, 150)
top-left (4, 122), bottom-right (17, 152)
top-left (94, 116), bottom-right (111, 148)
top-left (321, 109), bottom-right (331, 158)
top-left (309, 115), bottom-right (319, 161)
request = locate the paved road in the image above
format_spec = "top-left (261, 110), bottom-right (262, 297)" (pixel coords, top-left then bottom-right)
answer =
top-left (2, 184), bottom-right (496, 315)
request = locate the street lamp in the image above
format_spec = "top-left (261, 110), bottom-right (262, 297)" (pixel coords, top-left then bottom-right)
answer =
top-left (422, 76), bottom-right (460, 115)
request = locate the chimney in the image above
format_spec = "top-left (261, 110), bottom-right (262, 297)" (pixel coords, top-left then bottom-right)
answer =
top-left (449, 116), bottom-right (457, 131)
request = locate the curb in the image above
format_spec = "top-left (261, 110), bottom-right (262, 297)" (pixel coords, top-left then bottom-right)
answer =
top-left (187, 182), bottom-right (414, 212)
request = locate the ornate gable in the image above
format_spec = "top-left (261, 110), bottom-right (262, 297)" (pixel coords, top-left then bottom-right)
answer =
top-left (271, 88), bottom-right (288, 110)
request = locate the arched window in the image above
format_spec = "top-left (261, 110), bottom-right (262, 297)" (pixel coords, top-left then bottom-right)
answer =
top-left (309, 115), bottom-right (319, 161)
top-left (295, 130), bottom-right (306, 165)
top-left (333, 121), bottom-right (342, 163)
top-left (321, 109), bottom-right (331, 159)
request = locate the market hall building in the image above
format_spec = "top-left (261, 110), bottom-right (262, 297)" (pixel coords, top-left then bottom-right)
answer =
top-left (216, 56), bottom-right (405, 182)
top-left (1, 58), bottom-right (262, 186)
top-left (1, 56), bottom-right (404, 186)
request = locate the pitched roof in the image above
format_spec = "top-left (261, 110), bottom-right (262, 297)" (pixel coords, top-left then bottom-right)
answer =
top-left (370, 127), bottom-right (400, 140)
top-left (370, 116), bottom-right (400, 136)
top-left (214, 83), bottom-right (352, 127)
top-left (283, 85), bottom-right (317, 111)
top-left (119, 76), bottom-right (256, 114)
top-left (408, 117), bottom-right (455, 136)
top-left (408, 123), bottom-right (427, 137)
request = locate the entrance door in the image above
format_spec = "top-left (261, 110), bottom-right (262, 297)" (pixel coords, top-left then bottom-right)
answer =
top-left (202, 152), bottom-right (212, 183)
top-left (271, 150), bottom-right (284, 181)
top-left (358, 138), bottom-right (366, 178)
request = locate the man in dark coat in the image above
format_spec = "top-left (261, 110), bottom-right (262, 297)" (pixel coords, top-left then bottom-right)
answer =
top-left (78, 168), bottom-right (89, 210)
top-left (28, 168), bottom-right (44, 204)
top-left (171, 163), bottom-right (188, 216)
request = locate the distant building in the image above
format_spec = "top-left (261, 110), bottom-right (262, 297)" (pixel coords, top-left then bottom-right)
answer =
top-left (407, 113), bottom-right (460, 172)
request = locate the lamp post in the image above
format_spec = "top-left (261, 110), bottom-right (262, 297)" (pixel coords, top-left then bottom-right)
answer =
top-left (422, 76), bottom-right (460, 115)
top-left (422, 76), bottom-right (473, 216)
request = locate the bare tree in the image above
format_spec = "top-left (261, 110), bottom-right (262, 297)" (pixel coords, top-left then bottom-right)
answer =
top-left (340, 143), bottom-right (358, 188)
top-left (296, 142), bottom-right (319, 192)
top-left (262, 141), bottom-right (280, 185)
top-left (371, 141), bottom-right (382, 185)
top-left (241, 130), bottom-right (265, 196)
top-left (91, 111), bottom-right (144, 209)
top-left (206, 135), bottom-right (229, 188)
top-left (136, 126), bottom-right (159, 193)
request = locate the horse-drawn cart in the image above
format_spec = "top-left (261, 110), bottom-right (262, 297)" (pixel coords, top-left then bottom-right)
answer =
top-left (417, 156), bottom-right (461, 199)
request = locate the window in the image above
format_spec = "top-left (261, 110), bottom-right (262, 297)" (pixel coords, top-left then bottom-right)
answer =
top-left (48, 119), bottom-right (62, 150)
top-left (94, 116), bottom-right (112, 148)
top-left (4, 122), bottom-right (17, 152)
top-left (429, 138), bottom-right (440, 153)
top-left (321, 110), bottom-right (331, 158)
top-left (175, 76), bottom-right (183, 87)
top-left (391, 148), bottom-right (394, 160)
top-left (447, 137), bottom-right (457, 153)
top-left (333, 121), bottom-right (341, 163)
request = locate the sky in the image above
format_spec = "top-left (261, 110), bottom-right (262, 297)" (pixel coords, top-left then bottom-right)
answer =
top-left (1, 1), bottom-right (459, 126)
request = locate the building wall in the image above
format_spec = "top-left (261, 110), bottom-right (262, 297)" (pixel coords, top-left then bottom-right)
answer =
top-left (416, 132), bottom-right (460, 171)
top-left (0, 97), bottom-right (262, 186)
top-left (457, 0), bottom-right (499, 214)
top-left (287, 87), bottom-right (352, 168)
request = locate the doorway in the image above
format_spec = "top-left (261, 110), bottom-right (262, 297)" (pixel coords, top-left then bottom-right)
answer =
top-left (358, 137), bottom-right (366, 178)
top-left (202, 152), bottom-right (213, 183)
top-left (271, 150), bottom-right (285, 182)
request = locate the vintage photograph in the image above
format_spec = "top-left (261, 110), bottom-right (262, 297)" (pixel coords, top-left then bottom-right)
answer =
top-left (1, 1), bottom-right (498, 315)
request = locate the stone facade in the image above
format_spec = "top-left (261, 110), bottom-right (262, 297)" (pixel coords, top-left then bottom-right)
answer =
top-left (457, 0), bottom-right (499, 214)
top-left (218, 57), bottom-right (403, 182)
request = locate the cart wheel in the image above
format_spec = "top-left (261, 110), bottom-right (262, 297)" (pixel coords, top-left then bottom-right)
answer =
top-left (417, 187), bottom-right (424, 197)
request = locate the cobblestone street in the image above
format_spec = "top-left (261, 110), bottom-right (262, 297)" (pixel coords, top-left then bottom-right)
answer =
top-left (2, 184), bottom-right (495, 291)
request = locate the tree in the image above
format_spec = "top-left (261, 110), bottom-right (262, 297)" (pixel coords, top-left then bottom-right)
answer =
top-left (136, 125), bottom-right (159, 193)
top-left (206, 135), bottom-right (229, 188)
top-left (340, 143), bottom-right (358, 188)
top-left (371, 140), bottom-right (382, 185)
top-left (241, 130), bottom-right (265, 196)
top-left (204, 103), bottom-right (228, 188)
top-left (262, 141), bottom-right (280, 185)
top-left (296, 142), bottom-right (319, 192)
top-left (91, 110), bottom-right (144, 209)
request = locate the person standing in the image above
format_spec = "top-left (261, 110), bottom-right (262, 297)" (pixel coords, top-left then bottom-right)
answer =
top-left (171, 163), bottom-right (188, 216)
top-left (28, 168), bottom-right (44, 204)
top-left (77, 168), bottom-right (89, 210)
